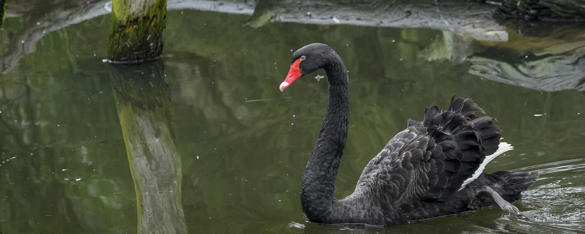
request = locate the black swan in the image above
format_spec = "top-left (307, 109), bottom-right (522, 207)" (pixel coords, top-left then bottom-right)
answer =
top-left (279, 43), bottom-right (538, 226)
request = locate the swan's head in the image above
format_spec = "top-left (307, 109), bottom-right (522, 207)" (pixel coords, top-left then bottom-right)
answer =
top-left (280, 43), bottom-right (332, 92)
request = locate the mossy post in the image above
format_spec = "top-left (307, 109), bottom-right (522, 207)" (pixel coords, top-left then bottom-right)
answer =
top-left (110, 61), bottom-right (187, 234)
top-left (108, 0), bottom-right (167, 63)
top-left (1, 0), bottom-right (6, 28)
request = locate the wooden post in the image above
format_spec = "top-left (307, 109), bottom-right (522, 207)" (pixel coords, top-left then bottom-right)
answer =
top-left (107, 0), bottom-right (167, 63)
top-left (110, 61), bottom-right (188, 234)
top-left (0, 0), bottom-right (6, 28)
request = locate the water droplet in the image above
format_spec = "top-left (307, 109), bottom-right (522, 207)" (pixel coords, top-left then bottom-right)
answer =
top-left (314, 75), bottom-right (325, 82)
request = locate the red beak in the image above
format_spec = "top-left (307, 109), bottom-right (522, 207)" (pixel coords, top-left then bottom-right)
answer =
top-left (280, 58), bottom-right (302, 92)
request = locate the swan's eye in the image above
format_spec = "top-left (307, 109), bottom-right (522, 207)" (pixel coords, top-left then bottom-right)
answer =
top-left (300, 55), bottom-right (306, 61)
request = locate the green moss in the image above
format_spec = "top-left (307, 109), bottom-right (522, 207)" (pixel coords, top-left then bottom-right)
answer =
top-left (108, 0), bottom-right (167, 63)
top-left (111, 61), bottom-right (186, 233)
top-left (245, 10), bottom-right (275, 29)
top-left (0, 0), bottom-right (6, 27)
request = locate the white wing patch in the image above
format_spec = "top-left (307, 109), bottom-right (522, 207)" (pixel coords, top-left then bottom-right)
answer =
top-left (457, 142), bottom-right (514, 191)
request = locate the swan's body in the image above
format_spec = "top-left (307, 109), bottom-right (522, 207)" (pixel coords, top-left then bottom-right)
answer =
top-left (280, 43), bottom-right (537, 226)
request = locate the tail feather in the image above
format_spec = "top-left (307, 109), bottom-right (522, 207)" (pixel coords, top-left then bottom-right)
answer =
top-left (424, 98), bottom-right (501, 157)
top-left (490, 171), bottom-right (539, 201)
top-left (458, 142), bottom-right (513, 191)
top-left (448, 96), bottom-right (485, 117)
top-left (422, 97), bottom-right (504, 200)
top-left (469, 116), bottom-right (500, 155)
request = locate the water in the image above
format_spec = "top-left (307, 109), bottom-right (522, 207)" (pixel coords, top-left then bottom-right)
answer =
top-left (1, 2), bottom-right (585, 234)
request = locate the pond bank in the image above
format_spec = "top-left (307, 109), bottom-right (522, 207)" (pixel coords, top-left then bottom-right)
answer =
top-left (491, 0), bottom-right (585, 21)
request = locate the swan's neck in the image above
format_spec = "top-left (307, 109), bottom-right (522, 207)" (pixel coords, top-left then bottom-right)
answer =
top-left (301, 54), bottom-right (350, 222)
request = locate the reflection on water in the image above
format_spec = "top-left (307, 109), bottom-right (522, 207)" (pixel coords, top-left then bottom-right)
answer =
top-left (111, 61), bottom-right (187, 234)
top-left (1, 2), bottom-right (585, 234)
top-left (0, 0), bottom-right (511, 74)
top-left (468, 30), bottom-right (585, 92)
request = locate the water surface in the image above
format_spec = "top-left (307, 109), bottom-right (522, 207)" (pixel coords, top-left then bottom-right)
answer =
top-left (1, 4), bottom-right (585, 234)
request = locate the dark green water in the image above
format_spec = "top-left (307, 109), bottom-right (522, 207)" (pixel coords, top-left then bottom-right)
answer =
top-left (1, 6), bottom-right (585, 234)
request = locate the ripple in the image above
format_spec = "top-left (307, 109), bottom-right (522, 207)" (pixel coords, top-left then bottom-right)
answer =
top-left (515, 182), bottom-right (585, 232)
top-left (288, 221), bottom-right (305, 229)
top-left (515, 158), bottom-right (585, 176)
top-left (486, 157), bottom-right (585, 232)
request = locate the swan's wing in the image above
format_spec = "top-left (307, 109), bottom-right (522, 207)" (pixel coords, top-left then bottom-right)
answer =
top-left (356, 127), bottom-right (427, 189)
top-left (355, 125), bottom-right (431, 204)
top-left (356, 97), bottom-right (502, 203)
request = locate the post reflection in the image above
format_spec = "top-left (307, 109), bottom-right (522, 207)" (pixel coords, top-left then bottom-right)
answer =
top-left (110, 61), bottom-right (187, 234)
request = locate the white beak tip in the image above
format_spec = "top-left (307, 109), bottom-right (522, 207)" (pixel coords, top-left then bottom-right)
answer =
top-left (279, 81), bottom-right (289, 92)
